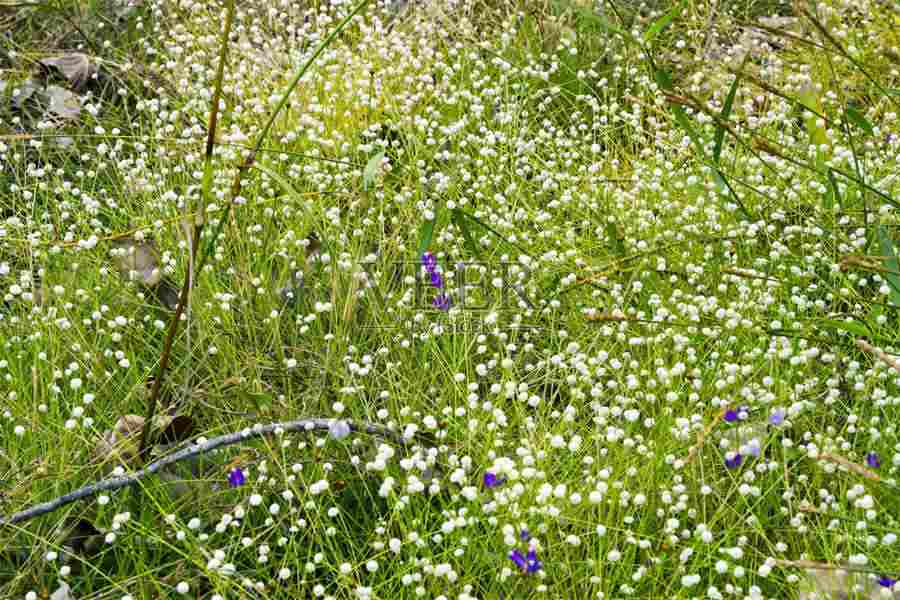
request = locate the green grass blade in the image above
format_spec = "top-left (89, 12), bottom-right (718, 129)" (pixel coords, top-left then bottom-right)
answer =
top-left (363, 149), bottom-right (384, 191)
top-left (644, 0), bottom-right (687, 42)
top-left (713, 74), bottom-right (740, 165)
top-left (452, 208), bottom-right (481, 259)
top-left (825, 169), bottom-right (841, 210)
top-left (555, 0), bottom-right (628, 38)
top-left (845, 104), bottom-right (874, 137)
top-left (417, 214), bottom-right (436, 258)
top-left (606, 221), bottom-right (626, 256)
top-left (878, 224), bottom-right (900, 308)
top-left (818, 318), bottom-right (870, 337)
top-left (672, 104), bottom-right (706, 159)
top-left (454, 209), bottom-right (528, 255)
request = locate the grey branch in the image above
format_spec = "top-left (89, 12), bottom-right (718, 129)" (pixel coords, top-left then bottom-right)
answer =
top-left (1, 418), bottom-right (407, 526)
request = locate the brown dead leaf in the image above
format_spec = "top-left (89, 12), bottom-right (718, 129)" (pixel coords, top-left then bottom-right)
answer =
top-left (94, 414), bottom-right (193, 471)
top-left (111, 238), bottom-right (162, 287)
top-left (39, 54), bottom-right (98, 91)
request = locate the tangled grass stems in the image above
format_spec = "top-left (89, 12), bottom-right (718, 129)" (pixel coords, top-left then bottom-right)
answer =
top-left (135, 0), bottom-right (372, 459)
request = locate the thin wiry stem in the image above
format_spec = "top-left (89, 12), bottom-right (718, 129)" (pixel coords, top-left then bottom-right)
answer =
top-left (0, 419), bottom-right (407, 526)
top-left (136, 0), bottom-right (236, 459)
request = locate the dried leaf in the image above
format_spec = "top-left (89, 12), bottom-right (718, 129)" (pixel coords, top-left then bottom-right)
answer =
top-left (11, 79), bottom-right (40, 111)
top-left (153, 277), bottom-right (181, 311)
top-left (62, 518), bottom-right (103, 556)
top-left (93, 414), bottom-right (144, 468)
top-left (50, 583), bottom-right (75, 600)
top-left (111, 239), bottom-right (181, 310)
top-left (94, 414), bottom-right (191, 470)
top-left (39, 53), bottom-right (97, 91)
top-left (157, 414), bottom-right (193, 444)
top-left (45, 85), bottom-right (82, 121)
top-left (305, 233), bottom-right (322, 264)
top-left (111, 239), bottom-right (162, 287)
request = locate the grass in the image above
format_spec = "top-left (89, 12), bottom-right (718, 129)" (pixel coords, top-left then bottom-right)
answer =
top-left (2, 0), bottom-right (900, 598)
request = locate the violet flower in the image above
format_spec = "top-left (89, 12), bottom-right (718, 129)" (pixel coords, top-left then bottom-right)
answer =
top-left (520, 528), bottom-right (531, 542)
top-left (432, 294), bottom-right (451, 311)
top-left (866, 452), bottom-right (881, 469)
top-left (768, 408), bottom-right (785, 426)
top-left (725, 453), bottom-right (743, 469)
top-left (228, 467), bottom-right (246, 488)
top-left (483, 471), bottom-right (506, 488)
top-left (526, 548), bottom-right (542, 573)
top-left (421, 252), bottom-right (437, 272)
top-left (421, 251), bottom-right (451, 310)
top-left (724, 409), bottom-right (738, 423)
top-left (509, 547), bottom-right (542, 574)
top-left (878, 576), bottom-right (897, 588)
top-left (509, 548), bottom-right (527, 571)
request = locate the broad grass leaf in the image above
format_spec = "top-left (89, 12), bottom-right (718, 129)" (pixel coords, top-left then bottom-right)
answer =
top-left (452, 208), bottom-right (481, 259)
top-left (363, 148), bottom-right (384, 190)
top-left (554, 0), bottom-right (628, 39)
top-left (878, 225), bottom-right (900, 308)
top-left (606, 221), bottom-right (626, 256)
top-left (845, 104), bottom-right (874, 136)
top-left (417, 214), bottom-right (436, 257)
top-left (654, 67), bottom-right (673, 91)
top-left (824, 170), bottom-right (841, 210)
top-left (818, 318), bottom-right (869, 337)
top-left (714, 73), bottom-right (740, 165)
top-left (672, 104), bottom-right (706, 158)
top-left (797, 82), bottom-right (827, 147)
top-left (453, 209), bottom-right (528, 254)
top-left (644, 0), bottom-right (687, 42)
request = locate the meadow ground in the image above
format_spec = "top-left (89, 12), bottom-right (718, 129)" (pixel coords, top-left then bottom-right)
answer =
top-left (1, 0), bottom-right (900, 598)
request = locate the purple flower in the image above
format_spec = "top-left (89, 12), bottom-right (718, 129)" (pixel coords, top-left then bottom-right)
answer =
top-left (520, 528), bottom-right (531, 542)
top-left (228, 467), bottom-right (245, 488)
top-left (878, 576), bottom-right (897, 588)
top-left (421, 252), bottom-right (437, 272)
top-left (725, 453), bottom-right (743, 469)
top-left (867, 452), bottom-right (881, 469)
top-left (509, 548), bottom-right (527, 571)
top-left (432, 293), bottom-right (451, 311)
top-left (526, 548), bottom-right (542, 573)
top-left (329, 419), bottom-right (351, 440)
top-left (430, 271), bottom-right (444, 289)
top-left (509, 548), bottom-right (542, 574)
top-left (769, 408), bottom-right (785, 426)
top-left (483, 471), bottom-right (506, 488)
top-left (724, 409), bottom-right (738, 423)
